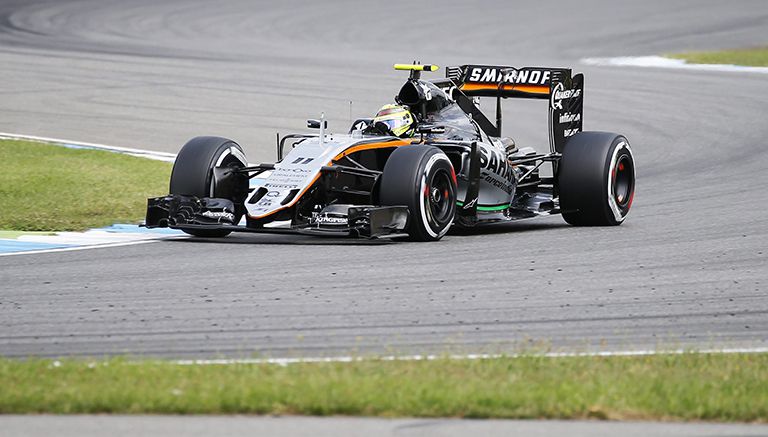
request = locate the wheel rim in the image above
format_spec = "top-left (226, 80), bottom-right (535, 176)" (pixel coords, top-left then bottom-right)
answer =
top-left (612, 154), bottom-right (634, 208)
top-left (424, 168), bottom-right (455, 225)
top-left (209, 151), bottom-right (246, 198)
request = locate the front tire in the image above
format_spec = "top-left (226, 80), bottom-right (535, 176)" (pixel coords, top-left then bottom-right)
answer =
top-left (379, 146), bottom-right (457, 241)
top-left (558, 132), bottom-right (635, 226)
top-left (170, 136), bottom-right (248, 237)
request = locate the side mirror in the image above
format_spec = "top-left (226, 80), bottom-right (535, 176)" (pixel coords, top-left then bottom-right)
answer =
top-left (416, 124), bottom-right (446, 135)
top-left (307, 119), bottom-right (328, 129)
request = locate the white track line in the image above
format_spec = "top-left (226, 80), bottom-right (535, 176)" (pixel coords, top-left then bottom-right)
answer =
top-left (0, 132), bottom-right (176, 162)
top-left (0, 239), bottom-right (165, 257)
top-left (0, 225), bottom-right (188, 257)
top-left (175, 347), bottom-right (768, 366)
top-left (581, 55), bottom-right (768, 74)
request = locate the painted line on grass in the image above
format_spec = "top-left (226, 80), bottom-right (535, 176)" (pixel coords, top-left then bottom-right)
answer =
top-left (174, 346), bottom-right (768, 366)
top-left (581, 56), bottom-right (768, 74)
top-left (0, 132), bottom-right (176, 162)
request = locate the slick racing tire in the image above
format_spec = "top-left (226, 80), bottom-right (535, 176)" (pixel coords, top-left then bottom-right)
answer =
top-left (558, 131), bottom-right (635, 226)
top-left (379, 146), bottom-right (457, 241)
top-left (170, 136), bottom-right (248, 237)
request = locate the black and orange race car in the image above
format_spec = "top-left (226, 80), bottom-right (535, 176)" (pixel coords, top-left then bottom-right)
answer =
top-left (145, 63), bottom-right (635, 241)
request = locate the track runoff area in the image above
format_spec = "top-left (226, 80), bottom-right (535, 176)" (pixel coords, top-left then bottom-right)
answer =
top-left (0, 133), bottom-right (182, 256)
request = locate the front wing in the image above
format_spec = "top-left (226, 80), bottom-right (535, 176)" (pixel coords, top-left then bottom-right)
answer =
top-left (145, 195), bottom-right (409, 239)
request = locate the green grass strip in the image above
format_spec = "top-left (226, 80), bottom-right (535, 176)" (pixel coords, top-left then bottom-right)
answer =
top-left (1, 353), bottom-right (766, 421)
top-left (0, 139), bottom-right (171, 231)
top-left (668, 46), bottom-right (768, 67)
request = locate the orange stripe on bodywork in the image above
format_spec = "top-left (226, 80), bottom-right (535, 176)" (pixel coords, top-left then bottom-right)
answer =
top-left (331, 139), bottom-right (412, 161)
top-left (461, 83), bottom-right (550, 95)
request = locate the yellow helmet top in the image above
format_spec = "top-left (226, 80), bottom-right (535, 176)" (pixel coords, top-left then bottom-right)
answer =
top-left (372, 104), bottom-right (415, 137)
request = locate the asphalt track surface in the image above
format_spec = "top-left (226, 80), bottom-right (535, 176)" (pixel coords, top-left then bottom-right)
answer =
top-left (1, 0), bottom-right (767, 359)
top-left (4, 416), bottom-right (768, 437)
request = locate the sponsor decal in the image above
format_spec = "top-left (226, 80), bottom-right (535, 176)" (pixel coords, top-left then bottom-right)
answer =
top-left (264, 183), bottom-right (299, 189)
top-left (311, 213), bottom-right (348, 225)
top-left (438, 84), bottom-right (457, 101)
top-left (467, 67), bottom-right (551, 86)
top-left (478, 146), bottom-right (515, 183)
top-left (201, 210), bottom-right (235, 222)
top-left (484, 174), bottom-right (513, 195)
top-left (418, 82), bottom-right (433, 101)
top-left (550, 82), bottom-right (582, 110)
top-left (462, 198), bottom-right (478, 210)
top-left (564, 128), bottom-right (579, 137)
top-left (550, 83), bottom-right (564, 109)
top-left (265, 167), bottom-right (314, 186)
top-left (558, 112), bottom-right (581, 123)
top-left (277, 168), bottom-right (312, 174)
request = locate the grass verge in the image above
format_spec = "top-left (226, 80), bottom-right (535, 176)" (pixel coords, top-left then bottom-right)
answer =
top-left (668, 46), bottom-right (768, 67)
top-left (1, 353), bottom-right (766, 421)
top-left (0, 139), bottom-right (171, 231)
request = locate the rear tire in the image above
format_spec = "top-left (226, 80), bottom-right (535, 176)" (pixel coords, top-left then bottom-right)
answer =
top-left (170, 136), bottom-right (248, 237)
top-left (379, 146), bottom-right (457, 241)
top-left (558, 132), bottom-right (635, 226)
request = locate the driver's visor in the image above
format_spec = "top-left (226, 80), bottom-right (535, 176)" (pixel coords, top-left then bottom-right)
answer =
top-left (376, 119), bottom-right (403, 132)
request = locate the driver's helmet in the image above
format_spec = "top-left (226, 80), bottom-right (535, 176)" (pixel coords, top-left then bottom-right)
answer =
top-left (372, 104), bottom-right (415, 137)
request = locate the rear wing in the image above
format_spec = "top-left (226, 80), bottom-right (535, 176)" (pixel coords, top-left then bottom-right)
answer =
top-left (437, 64), bottom-right (583, 153)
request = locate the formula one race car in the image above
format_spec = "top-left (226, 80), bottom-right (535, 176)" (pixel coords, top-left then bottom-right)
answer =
top-left (145, 63), bottom-right (635, 241)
